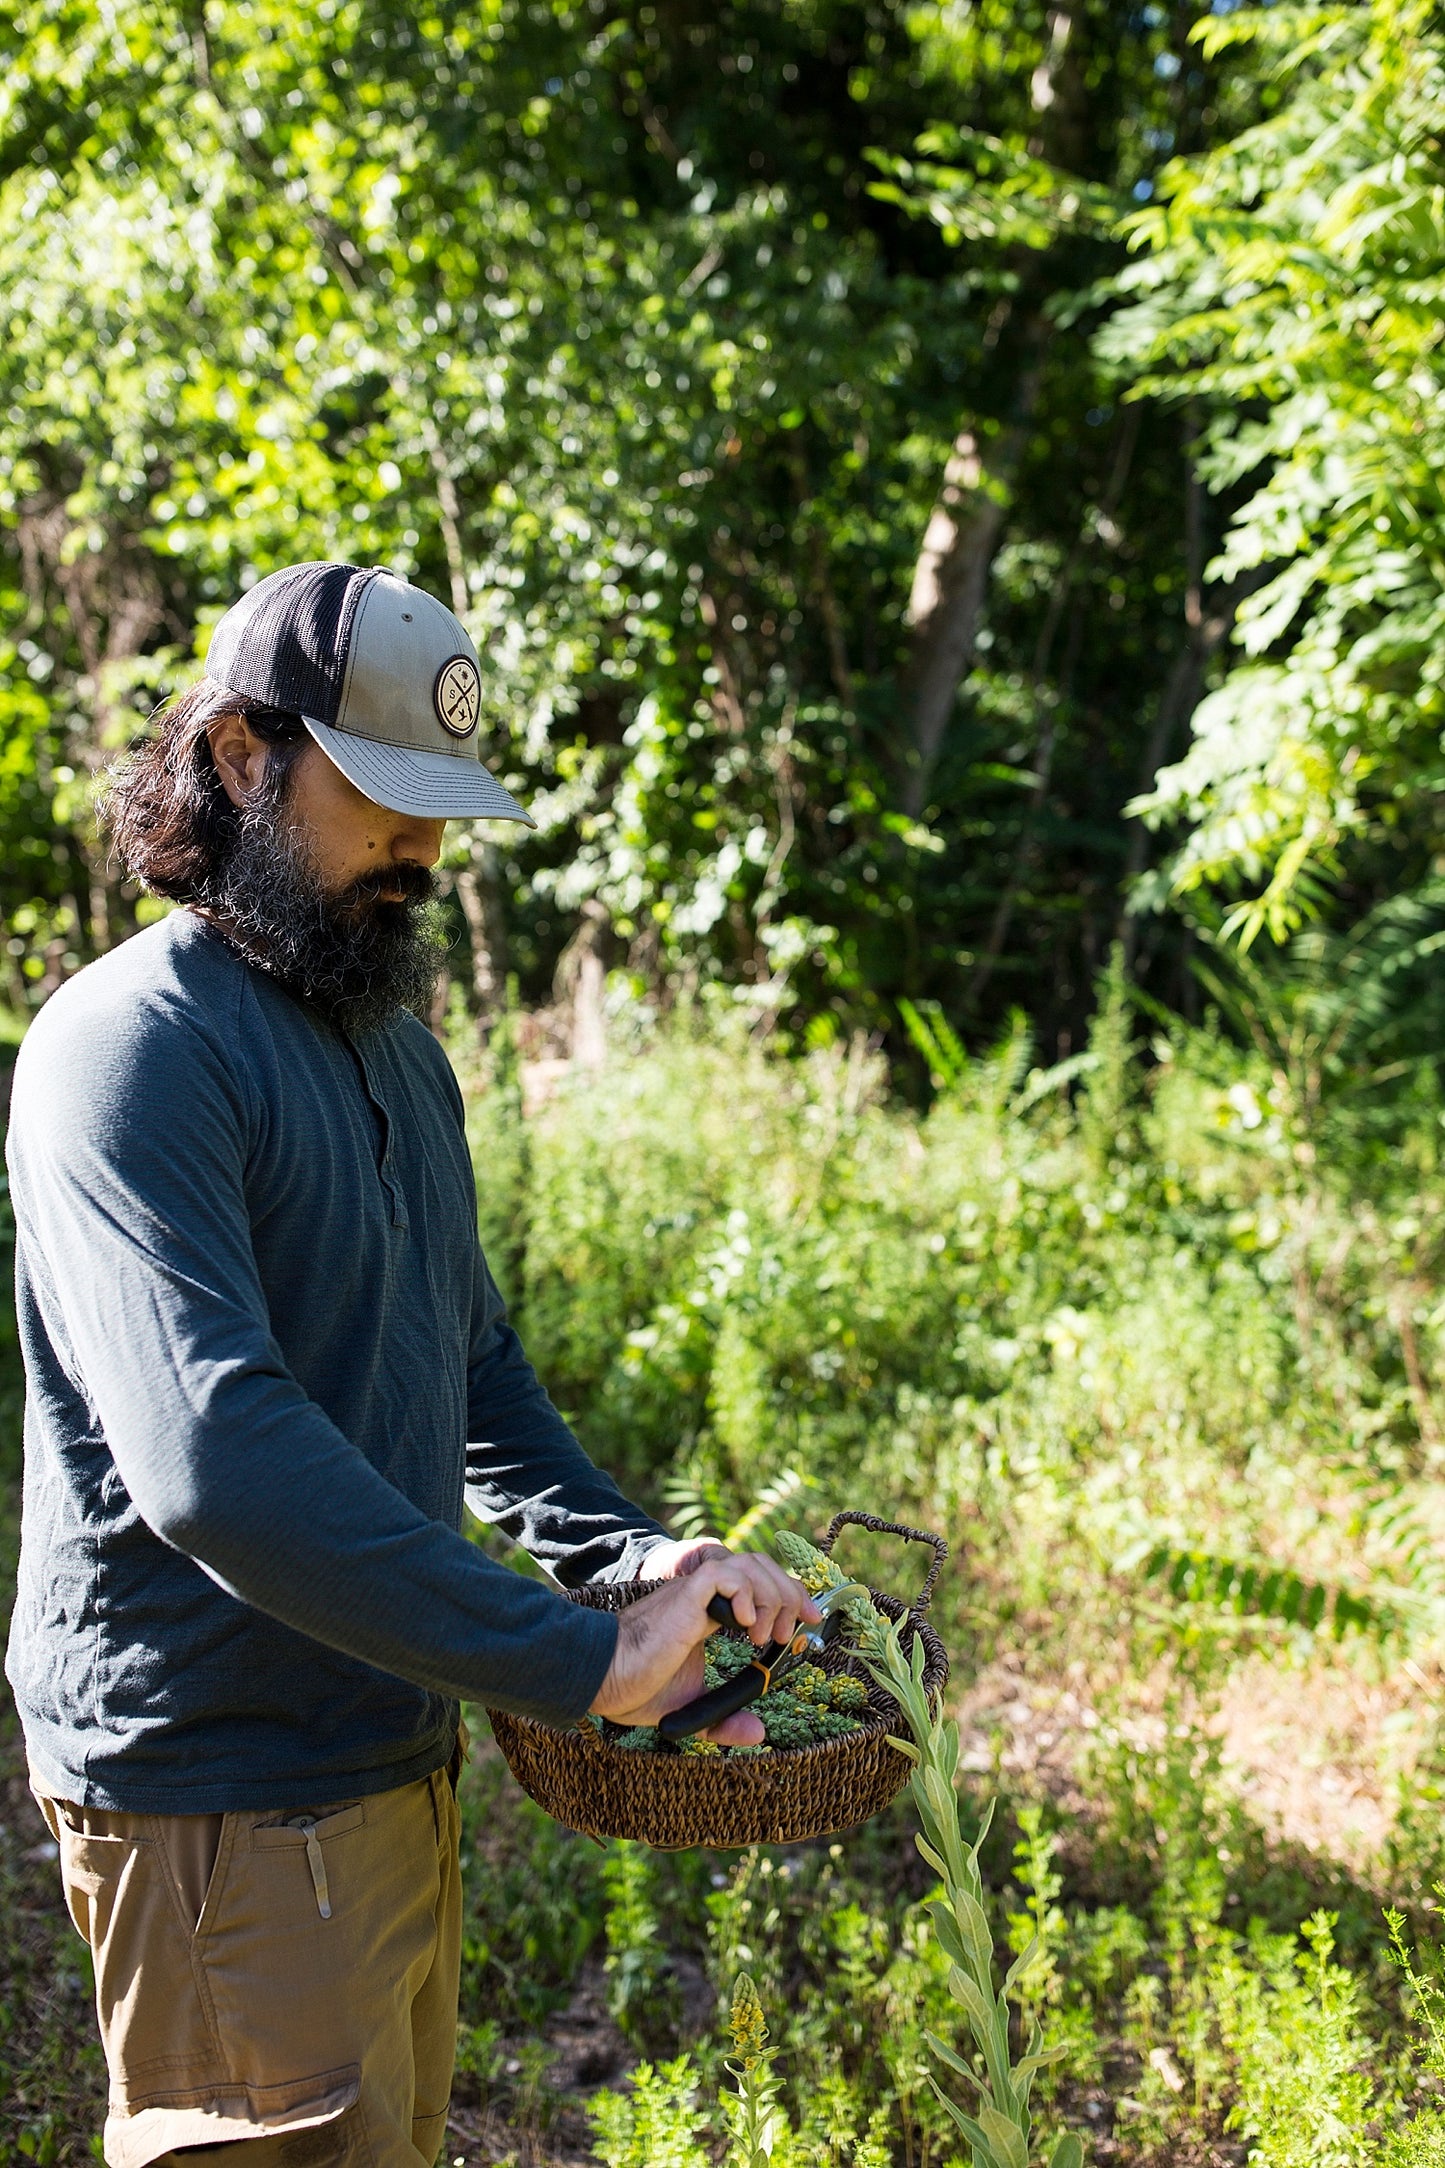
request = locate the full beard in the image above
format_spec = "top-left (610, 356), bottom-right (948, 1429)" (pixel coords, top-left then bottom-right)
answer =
top-left (199, 786), bottom-right (448, 1037)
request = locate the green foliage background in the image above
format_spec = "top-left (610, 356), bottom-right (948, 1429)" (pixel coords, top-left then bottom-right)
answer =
top-left (0, 0), bottom-right (1269, 1047)
top-left (11, 3), bottom-right (1445, 2164)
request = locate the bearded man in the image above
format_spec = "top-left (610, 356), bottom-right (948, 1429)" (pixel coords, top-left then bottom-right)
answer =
top-left (5, 562), bottom-right (812, 2168)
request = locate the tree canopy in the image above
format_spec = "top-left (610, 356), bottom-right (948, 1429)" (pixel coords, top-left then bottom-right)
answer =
top-left (0, 0), bottom-right (1428, 1060)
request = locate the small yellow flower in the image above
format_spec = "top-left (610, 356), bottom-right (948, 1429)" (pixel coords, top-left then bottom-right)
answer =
top-left (729, 1972), bottom-right (769, 2065)
top-left (774, 1530), bottom-right (849, 1596)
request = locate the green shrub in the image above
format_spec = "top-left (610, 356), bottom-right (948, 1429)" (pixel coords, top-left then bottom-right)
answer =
top-left (603, 1842), bottom-right (667, 2045)
top-left (589, 2054), bottom-right (713, 2168)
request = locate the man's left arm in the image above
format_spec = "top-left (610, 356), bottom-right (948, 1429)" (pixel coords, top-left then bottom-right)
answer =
top-left (464, 1249), bottom-right (673, 1585)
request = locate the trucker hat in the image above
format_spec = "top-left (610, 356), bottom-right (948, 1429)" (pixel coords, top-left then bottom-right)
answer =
top-left (203, 561), bottom-right (534, 826)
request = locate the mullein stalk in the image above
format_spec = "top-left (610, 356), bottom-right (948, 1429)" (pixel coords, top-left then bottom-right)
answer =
top-left (852, 1601), bottom-right (1083, 2168)
top-left (725, 1971), bottom-right (786, 2165)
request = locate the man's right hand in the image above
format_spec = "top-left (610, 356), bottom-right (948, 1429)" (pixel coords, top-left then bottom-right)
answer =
top-left (590, 1551), bottom-right (818, 1746)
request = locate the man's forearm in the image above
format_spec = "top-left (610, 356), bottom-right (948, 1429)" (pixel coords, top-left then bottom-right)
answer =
top-left (140, 1374), bottom-right (623, 1722)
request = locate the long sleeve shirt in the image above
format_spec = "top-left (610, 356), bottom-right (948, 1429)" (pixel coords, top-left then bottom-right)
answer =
top-left (4, 909), bottom-right (668, 1813)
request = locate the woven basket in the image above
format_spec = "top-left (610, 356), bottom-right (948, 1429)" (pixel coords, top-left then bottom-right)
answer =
top-left (486, 1511), bottom-right (949, 1849)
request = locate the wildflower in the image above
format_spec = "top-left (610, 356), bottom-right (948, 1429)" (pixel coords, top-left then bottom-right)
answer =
top-left (787, 1663), bottom-right (829, 1703)
top-left (729, 1972), bottom-right (769, 2067)
top-left (775, 1530), bottom-right (847, 1597)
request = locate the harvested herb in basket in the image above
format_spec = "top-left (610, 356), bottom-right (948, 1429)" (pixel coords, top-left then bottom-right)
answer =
top-left (486, 1508), bottom-right (950, 1846)
top-left (592, 1535), bottom-right (874, 1756)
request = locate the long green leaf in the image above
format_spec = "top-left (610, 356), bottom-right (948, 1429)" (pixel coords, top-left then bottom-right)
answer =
top-left (953, 1888), bottom-right (997, 1977)
top-left (926, 2025), bottom-right (987, 2081)
top-left (916, 1836), bottom-right (949, 1878)
top-left (926, 2082), bottom-right (998, 2163)
top-left (977, 2104), bottom-right (1029, 2168)
top-left (934, 1990), bottom-right (1012, 2105)
top-left (929, 1904), bottom-right (972, 1971)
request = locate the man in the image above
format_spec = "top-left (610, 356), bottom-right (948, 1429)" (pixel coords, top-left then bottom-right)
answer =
top-left (5, 561), bottom-right (814, 2168)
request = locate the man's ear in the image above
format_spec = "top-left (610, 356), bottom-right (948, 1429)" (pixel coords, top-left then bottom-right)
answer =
top-left (207, 711), bottom-right (274, 808)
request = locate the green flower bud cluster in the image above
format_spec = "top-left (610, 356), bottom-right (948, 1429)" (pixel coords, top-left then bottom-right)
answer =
top-left (587, 1571), bottom-right (876, 1758)
top-left (703, 1635), bottom-right (757, 1688)
top-left (729, 1971), bottom-right (769, 2063)
top-left (757, 1696), bottom-right (861, 1748)
top-left (785, 1662), bottom-right (867, 1714)
top-left (774, 1529), bottom-right (847, 1598)
top-left (598, 1649), bottom-right (866, 1757)
top-left (700, 1629), bottom-right (869, 1749)
top-left (828, 1673), bottom-right (869, 1713)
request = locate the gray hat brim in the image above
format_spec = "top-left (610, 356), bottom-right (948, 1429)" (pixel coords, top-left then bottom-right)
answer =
top-left (302, 716), bottom-right (536, 827)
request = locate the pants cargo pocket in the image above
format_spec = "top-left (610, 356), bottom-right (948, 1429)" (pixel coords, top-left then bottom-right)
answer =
top-left (180, 1801), bottom-right (368, 2091)
top-left (40, 1797), bottom-right (223, 2097)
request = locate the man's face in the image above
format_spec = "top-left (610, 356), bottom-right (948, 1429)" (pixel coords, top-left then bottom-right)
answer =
top-left (283, 740), bottom-right (448, 903)
top-left (202, 713), bottom-right (452, 1033)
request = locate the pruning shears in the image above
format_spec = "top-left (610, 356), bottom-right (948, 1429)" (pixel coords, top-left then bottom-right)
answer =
top-left (656, 1579), bottom-right (872, 1743)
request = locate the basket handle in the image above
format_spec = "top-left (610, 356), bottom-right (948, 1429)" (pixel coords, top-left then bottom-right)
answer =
top-left (819, 1510), bottom-right (948, 1625)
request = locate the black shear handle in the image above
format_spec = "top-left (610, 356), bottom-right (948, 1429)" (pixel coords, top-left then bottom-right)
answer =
top-left (656, 1591), bottom-right (775, 1743)
top-left (658, 1662), bottom-right (766, 1742)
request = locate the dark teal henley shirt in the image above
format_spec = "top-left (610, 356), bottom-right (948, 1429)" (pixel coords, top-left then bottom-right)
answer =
top-left (4, 911), bottom-right (667, 1813)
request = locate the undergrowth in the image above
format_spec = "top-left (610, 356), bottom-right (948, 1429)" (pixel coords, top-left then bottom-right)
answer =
top-left (453, 984), bottom-right (1445, 2162)
top-left (12, 980), bottom-right (1445, 2161)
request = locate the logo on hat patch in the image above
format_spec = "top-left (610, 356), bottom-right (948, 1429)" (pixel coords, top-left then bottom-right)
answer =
top-left (434, 655), bottom-right (481, 739)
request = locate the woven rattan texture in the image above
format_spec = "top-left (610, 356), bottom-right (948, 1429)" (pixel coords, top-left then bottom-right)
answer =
top-left (487, 1583), bottom-right (948, 1850)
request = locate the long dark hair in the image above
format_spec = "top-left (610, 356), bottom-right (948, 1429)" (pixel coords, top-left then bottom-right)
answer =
top-left (105, 682), bottom-right (307, 902)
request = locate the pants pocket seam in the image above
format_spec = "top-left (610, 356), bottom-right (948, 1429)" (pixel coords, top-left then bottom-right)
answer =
top-left (179, 1814), bottom-right (234, 2067)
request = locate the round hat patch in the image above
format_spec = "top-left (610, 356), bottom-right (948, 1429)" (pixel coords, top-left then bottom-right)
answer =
top-left (433, 654), bottom-right (481, 739)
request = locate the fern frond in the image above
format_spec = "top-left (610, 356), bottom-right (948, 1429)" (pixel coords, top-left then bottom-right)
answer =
top-left (1141, 1544), bottom-right (1414, 1641)
top-left (663, 1464), bottom-right (816, 1551)
top-left (900, 997), bottom-right (969, 1092)
top-left (662, 1463), bottom-right (734, 1544)
top-left (724, 1468), bottom-right (815, 1550)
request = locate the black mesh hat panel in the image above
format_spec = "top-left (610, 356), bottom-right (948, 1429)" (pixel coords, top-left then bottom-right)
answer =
top-left (203, 559), bottom-right (534, 822)
top-left (203, 562), bottom-right (376, 722)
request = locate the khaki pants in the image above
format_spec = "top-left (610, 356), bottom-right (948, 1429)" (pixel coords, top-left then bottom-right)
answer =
top-left (34, 1761), bottom-right (463, 2168)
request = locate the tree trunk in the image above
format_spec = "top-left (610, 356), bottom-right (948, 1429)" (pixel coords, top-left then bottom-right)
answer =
top-left (430, 453), bottom-right (470, 620)
top-left (896, 4), bottom-right (1087, 819)
top-left (455, 841), bottom-right (510, 1032)
top-left (899, 380), bottom-right (1042, 820)
top-left (554, 898), bottom-right (610, 1068)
